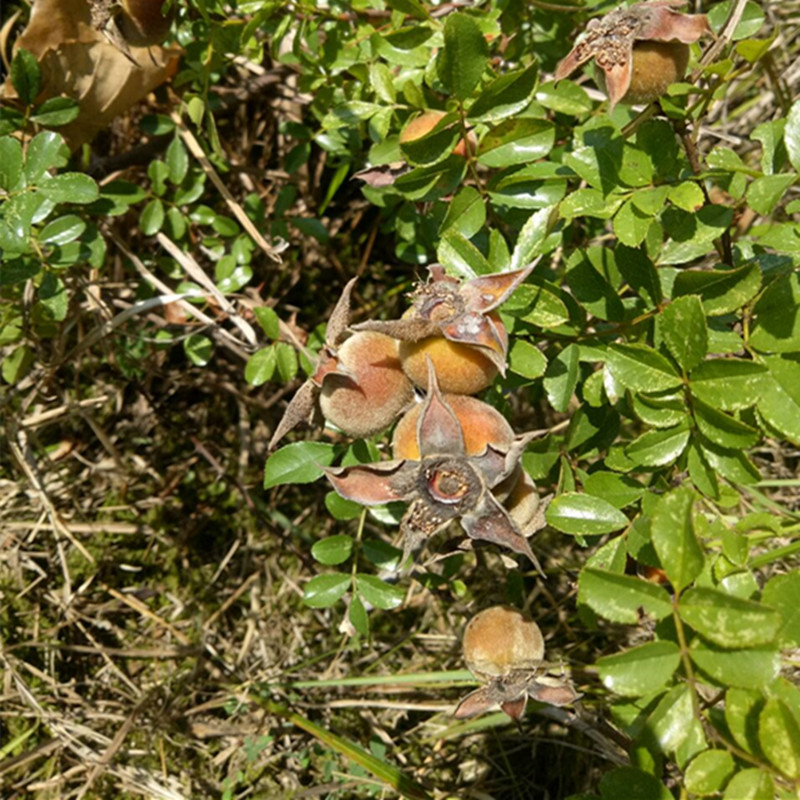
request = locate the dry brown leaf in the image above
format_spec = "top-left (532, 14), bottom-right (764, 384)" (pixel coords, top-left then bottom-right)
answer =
top-left (4, 0), bottom-right (181, 149)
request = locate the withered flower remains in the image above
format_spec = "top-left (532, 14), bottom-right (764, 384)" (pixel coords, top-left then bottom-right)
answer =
top-left (454, 606), bottom-right (580, 721)
top-left (324, 362), bottom-right (542, 571)
top-left (355, 264), bottom-right (533, 378)
top-left (555, 0), bottom-right (710, 111)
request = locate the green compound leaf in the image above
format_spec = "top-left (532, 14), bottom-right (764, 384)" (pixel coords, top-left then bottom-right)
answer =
top-left (679, 587), bottom-right (781, 648)
top-left (692, 398), bottom-right (760, 449)
top-left (543, 343), bottom-right (579, 413)
top-left (761, 571), bottom-right (800, 647)
top-left (0, 136), bottom-right (23, 191)
top-left (689, 358), bottom-right (767, 411)
top-left (596, 641), bottom-right (680, 697)
top-left (477, 118), bottom-right (553, 168)
top-left (10, 48), bottom-right (40, 106)
top-left (25, 131), bottom-right (69, 183)
top-left (579, 568), bottom-right (672, 624)
top-left (684, 750), bottom-right (735, 797)
top-left (38, 173), bottom-right (99, 204)
top-left (439, 186), bottom-right (486, 239)
top-left (673, 262), bottom-right (761, 316)
top-left (758, 355), bottom-right (800, 445)
top-left (357, 574), bottom-right (406, 610)
top-left (722, 769), bottom-right (773, 800)
top-left (759, 698), bottom-right (800, 779)
top-left (264, 442), bottom-right (336, 489)
top-left (749, 271), bottom-right (800, 353)
top-left (658, 295), bottom-right (708, 372)
top-left (30, 96), bottom-right (80, 127)
top-left (725, 687), bottom-right (764, 755)
top-left (650, 487), bottom-right (703, 592)
top-left (645, 684), bottom-right (696, 753)
top-left (546, 492), bottom-right (629, 536)
top-left (690, 640), bottom-right (780, 689)
top-left (508, 338), bottom-right (547, 379)
top-left (311, 534), bottom-right (354, 566)
top-left (468, 62), bottom-right (539, 123)
top-left (303, 573), bottom-right (350, 608)
top-left (599, 767), bottom-right (672, 800)
top-left (604, 343), bottom-right (682, 393)
top-left (625, 420), bottom-right (691, 468)
top-left (438, 12), bottom-right (488, 101)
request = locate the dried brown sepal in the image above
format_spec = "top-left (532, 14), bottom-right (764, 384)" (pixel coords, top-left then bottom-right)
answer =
top-left (555, 0), bottom-right (710, 111)
top-left (324, 361), bottom-right (538, 567)
top-left (268, 279), bottom-right (358, 450)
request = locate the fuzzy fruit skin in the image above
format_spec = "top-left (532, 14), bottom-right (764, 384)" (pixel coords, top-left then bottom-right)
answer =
top-left (399, 110), bottom-right (475, 158)
top-left (598, 41), bottom-right (690, 106)
top-left (399, 337), bottom-right (498, 395)
top-left (319, 331), bottom-right (414, 438)
top-left (392, 394), bottom-right (514, 460)
top-left (463, 606), bottom-right (544, 681)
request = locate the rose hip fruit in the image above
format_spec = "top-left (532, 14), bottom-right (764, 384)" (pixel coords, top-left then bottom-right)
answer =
top-left (462, 605), bottom-right (544, 681)
top-left (392, 393), bottom-right (514, 460)
top-left (319, 331), bottom-right (413, 439)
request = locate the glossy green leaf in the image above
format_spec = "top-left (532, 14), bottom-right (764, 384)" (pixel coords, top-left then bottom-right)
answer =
top-left (30, 96), bottom-right (79, 126)
top-left (437, 230), bottom-right (491, 277)
top-left (786, 98), bottom-right (800, 172)
top-left (263, 442), bottom-right (336, 489)
top-left (689, 359), bottom-right (766, 411)
top-left (25, 131), bottom-right (68, 183)
top-left (679, 587), bottom-right (781, 648)
top-left (543, 343), bottom-right (579, 413)
top-left (759, 698), bottom-right (800, 778)
top-left (673, 263), bottom-right (761, 316)
top-left (579, 568), bottom-right (672, 624)
top-left (303, 573), bottom-right (350, 608)
top-left (10, 48), bottom-right (40, 105)
top-left (758, 355), bottom-right (800, 445)
top-left (707, 0), bottom-right (764, 39)
top-left (684, 750), bottom-right (735, 796)
top-left (725, 687), bottom-right (764, 754)
top-left (509, 205), bottom-right (556, 272)
top-left (750, 271), bottom-right (800, 353)
top-left (650, 487), bottom-right (703, 592)
top-left (468, 62), bottom-right (538, 123)
top-left (565, 248), bottom-right (624, 322)
top-left (625, 421), bottom-right (691, 468)
top-left (140, 198), bottom-right (165, 236)
top-left (400, 117), bottom-right (462, 167)
top-left (559, 188), bottom-right (623, 220)
top-left (698, 437), bottom-right (760, 485)
top-left (693, 398), bottom-right (760, 449)
top-left (348, 593), bottom-right (369, 637)
top-left (324, 491), bottom-right (362, 521)
top-left (166, 136), bottom-right (189, 184)
top-left (439, 186), bottom-right (485, 238)
top-left (357, 574), bottom-right (406, 610)
top-left (38, 173), bottom-right (99, 204)
top-left (658, 295), bottom-right (707, 372)
top-left (38, 214), bottom-right (85, 246)
top-left (582, 472), bottom-right (644, 509)
top-left (690, 641), bottom-right (780, 689)
top-left (508, 338), bottom-right (546, 379)
top-left (183, 333), bottom-right (212, 366)
top-left (546, 492), bottom-right (629, 536)
top-left (38, 272), bottom-right (68, 322)
top-left (478, 118), bottom-right (553, 167)
top-left (598, 767), bottom-right (672, 800)
top-left (253, 307), bottom-right (281, 340)
top-left (0, 137), bottom-right (23, 191)
top-left (761, 571), bottom-right (800, 647)
top-left (604, 343), bottom-right (682, 393)
top-left (668, 181), bottom-right (704, 212)
top-left (613, 199), bottom-right (652, 248)
top-left (438, 13), bottom-right (488, 101)
top-left (503, 281), bottom-right (568, 327)
top-left (646, 684), bottom-right (695, 752)
top-left (596, 641), bottom-right (680, 697)
top-left (535, 80), bottom-right (592, 115)
top-left (747, 173), bottom-right (795, 215)
top-left (631, 392), bottom-right (685, 429)
top-left (311, 534), bottom-right (354, 566)
top-left (722, 769), bottom-right (773, 800)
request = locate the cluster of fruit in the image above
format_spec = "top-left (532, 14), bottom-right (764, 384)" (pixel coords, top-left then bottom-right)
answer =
top-left (269, 265), bottom-right (580, 716)
top-left (269, 0), bottom-right (710, 722)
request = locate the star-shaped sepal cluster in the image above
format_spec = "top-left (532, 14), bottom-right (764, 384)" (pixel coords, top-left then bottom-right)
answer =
top-left (354, 265), bottom-right (533, 376)
top-left (268, 279), bottom-right (359, 449)
top-left (555, 0), bottom-right (710, 111)
top-left (324, 361), bottom-right (542, 570)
